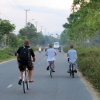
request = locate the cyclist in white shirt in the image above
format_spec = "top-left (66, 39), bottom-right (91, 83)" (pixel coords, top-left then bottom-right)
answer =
top-left (67, 44), bottom-right (77, 73)
top-left (46, 44), bottom-right (57, 72)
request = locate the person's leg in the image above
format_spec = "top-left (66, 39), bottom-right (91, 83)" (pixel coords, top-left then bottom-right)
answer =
top-left (28, 62), bottom-right (34, 82)
top-left (74, 63), bottom-right (77, 73)
top-left (53, 61), bottom-right (55, 72)
top-left (18, 63), bottom-right (23, 85)
top-left (46, 61), bottom-right (50, 70)
top-left (67, 63), bottom-right (71, 73)
top-left (29, 70), bottom-right (33, 81)
top-left (20, 71), bottom-right (23, 79)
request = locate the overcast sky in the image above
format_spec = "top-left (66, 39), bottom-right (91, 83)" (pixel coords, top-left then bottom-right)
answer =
top-left (0, 0), bottom-right (73, 35)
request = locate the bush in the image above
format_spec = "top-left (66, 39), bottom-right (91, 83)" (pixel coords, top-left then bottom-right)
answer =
top-left (0, 48), bottom-right (15, 62)
top-left (0, 46), bottom-right (38, 62)
top-left (31, 46), bottom-right (38, 51)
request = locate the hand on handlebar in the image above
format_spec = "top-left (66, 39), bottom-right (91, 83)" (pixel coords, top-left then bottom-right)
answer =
top-left (33, 59), bottom-right (35, 62)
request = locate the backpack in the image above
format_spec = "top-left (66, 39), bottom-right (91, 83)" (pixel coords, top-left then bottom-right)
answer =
top-left (19, 46), bottom-right (31, 64)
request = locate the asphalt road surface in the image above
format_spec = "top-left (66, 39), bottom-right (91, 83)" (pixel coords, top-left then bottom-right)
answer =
top-left (0, 50), bottom-right (97, 100)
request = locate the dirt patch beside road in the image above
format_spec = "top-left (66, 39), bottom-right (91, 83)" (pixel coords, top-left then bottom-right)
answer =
top-left (78, 70), bottom-right (100, 100)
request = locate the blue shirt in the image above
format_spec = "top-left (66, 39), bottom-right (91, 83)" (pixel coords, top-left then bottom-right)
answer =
top-left (67, 49), bottom-right (77, 63)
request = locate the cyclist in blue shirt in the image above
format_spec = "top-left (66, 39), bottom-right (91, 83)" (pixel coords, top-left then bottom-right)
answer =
top-left (67, 44), bottom-right (77, 73)
top-left (46, 44), bottom-right (57, 72)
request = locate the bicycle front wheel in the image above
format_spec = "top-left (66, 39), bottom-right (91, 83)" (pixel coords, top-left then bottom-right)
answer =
top-left (50, 69), bottom-right (52, 78)
top-left (72, 71), bottom-right (74, 78)
top-left (26, 81), bottom-right (29, 90)
top-left (23, 81), bottom-right (26, 93)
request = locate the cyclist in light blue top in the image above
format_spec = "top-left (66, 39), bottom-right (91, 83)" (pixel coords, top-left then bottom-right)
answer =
top-left (46, 44), bottom-right (57, 72)
top-left (67, 44), bottom-right (77, 73)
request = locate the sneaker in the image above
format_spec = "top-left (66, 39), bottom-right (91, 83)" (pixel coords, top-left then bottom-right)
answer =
top-left (46, 66), bottom-right (49, 70)
top-left (67, 70), bottom-right (71, 73)
top-left (52, 70), bottom-right (55, 72)
top-left (18, 79), bottom-right (22, 85)
top-left (74, 70), bottom-right (77, 73)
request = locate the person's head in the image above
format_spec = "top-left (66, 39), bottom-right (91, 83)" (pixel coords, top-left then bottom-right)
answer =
top-left (49, 44), bottom-right (53, 48)
top-left (24, 40), bottom-right (30, 46)
top-left (70, 44), bottom-right (74, 49)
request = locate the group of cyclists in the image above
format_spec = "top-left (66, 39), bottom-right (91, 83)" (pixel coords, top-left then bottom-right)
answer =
top-left (16, 40), bottom-right (78, 85)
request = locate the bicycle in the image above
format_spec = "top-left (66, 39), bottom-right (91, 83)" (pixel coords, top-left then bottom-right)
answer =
top-left (48, 61), bottom-right (54, 78)
top-left (69, 63), bottom-right (77, 78)
top-left (22, 66), bottom-right (29, 93)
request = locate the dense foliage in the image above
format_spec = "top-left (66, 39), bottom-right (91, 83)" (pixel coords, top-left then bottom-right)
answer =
top-left (0, 19), bottom-right (15, 40)
top-left (61, 0), bottom-right (100, 45)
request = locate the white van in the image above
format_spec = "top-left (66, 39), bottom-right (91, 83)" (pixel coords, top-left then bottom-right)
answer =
top-left (54, 42), bottom-right (60, 49)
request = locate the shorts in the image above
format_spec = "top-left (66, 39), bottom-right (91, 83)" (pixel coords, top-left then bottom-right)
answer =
top-left (18, 62), bottom-right (34, 71)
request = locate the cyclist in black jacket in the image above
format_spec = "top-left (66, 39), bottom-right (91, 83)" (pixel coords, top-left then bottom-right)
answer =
top-left (17, 40), bottom-right (36, 85)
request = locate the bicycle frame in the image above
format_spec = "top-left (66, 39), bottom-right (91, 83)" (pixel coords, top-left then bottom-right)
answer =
top-left (22, 66), bottom-right (29, 93)
top-left (49, 61), bottom-right (54, 78)
top-left (69, 63), bottom-right (75, 78)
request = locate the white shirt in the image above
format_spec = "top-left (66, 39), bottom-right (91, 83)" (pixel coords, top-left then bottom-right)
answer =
top-left (39, 47), bottom-right (41, 51)
top-left (67, 49), bottom-right (77, 63)
top-left (46, 48), bottom-right (56, 61)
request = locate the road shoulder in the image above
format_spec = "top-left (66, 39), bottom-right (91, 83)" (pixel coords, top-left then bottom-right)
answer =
top-left (78, 70), bottom-right (100, 100)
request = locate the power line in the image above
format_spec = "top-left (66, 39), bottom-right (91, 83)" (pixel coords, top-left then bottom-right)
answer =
top-left (6, 0), bottom-right (19, 10)
top-left (6, 0), bottom-right (34, 28)
top-left (12, 0), bottom-right (25, 10)
top-left (0, 11), bottom-right (10, 20)
top-left (0, 11), bottom-right (24, 29)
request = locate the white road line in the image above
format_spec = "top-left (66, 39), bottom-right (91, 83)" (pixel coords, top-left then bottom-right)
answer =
top-left (7, 84), bottom-right (13, 88)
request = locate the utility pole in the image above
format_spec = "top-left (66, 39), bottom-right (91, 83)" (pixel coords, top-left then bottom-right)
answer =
top-left (24, 9), bottom-right (30, 39)
top-left (41, 26), bottom-right (43, 34)
top-left (0, 13), bottom-right (1, 25)
top-left (35, 21), bottom-right (38, 32)
top-left (25, 9), bottom-right (30, 27)
top-left (44, 28), bottom-right (46, 35)
top-left (48, 32), bottom-right (49, 36)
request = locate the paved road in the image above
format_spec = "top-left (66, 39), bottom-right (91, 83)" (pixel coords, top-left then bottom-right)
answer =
top-left (0, 50), bottom-right (95, 100)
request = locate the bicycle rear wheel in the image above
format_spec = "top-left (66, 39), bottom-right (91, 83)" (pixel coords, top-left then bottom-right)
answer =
top-left (23, 70), bottom-right (27, 93)
top-left (72, 71), bottom-right (74, 78)
top-left (70, 69), bottom-right (71, 77)
top-left (72, 65), bottom-right (74, 78)
top-left (50, 69), bottom-right (52, 78)
top-left (26, 69), bottom-right (29, 90)
top-left (26, 81), bottom-right (29, 90)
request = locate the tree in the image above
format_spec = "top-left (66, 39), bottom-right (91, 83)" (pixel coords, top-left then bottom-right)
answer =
top-left (61, 0), bottom-right (100, 45)
top-left (19, 22), bottom-right (38, 44)
top-left (0, 19), bottom-right (15, 40)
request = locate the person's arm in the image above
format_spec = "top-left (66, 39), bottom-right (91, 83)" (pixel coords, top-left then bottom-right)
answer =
top-left (67, 53), bottom-right (69, 57)
top-left (75, 50), bottom-right (78, 59)
top-left (16, 53), bottom-right (19, 60)
top-left (67, 52), bottom-right (69, 62)
top-left (16, 48), bottom-right (20, 60)
top-left (54, 49), bottom-right (57, 56)
top-left (45, 49), bottom-right (48, 56)
top-left (67, 50), bottom-right (69, 57)
top-left (55, 51), bottom-right (57, 56)
top-left (33, 56), bottom-right (36, 62)
top-left (31, 49), bottom-right (36, 62)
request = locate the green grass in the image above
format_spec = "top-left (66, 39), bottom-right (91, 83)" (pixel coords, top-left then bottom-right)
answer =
top-left (0, 46), bottom-right (38, 63)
